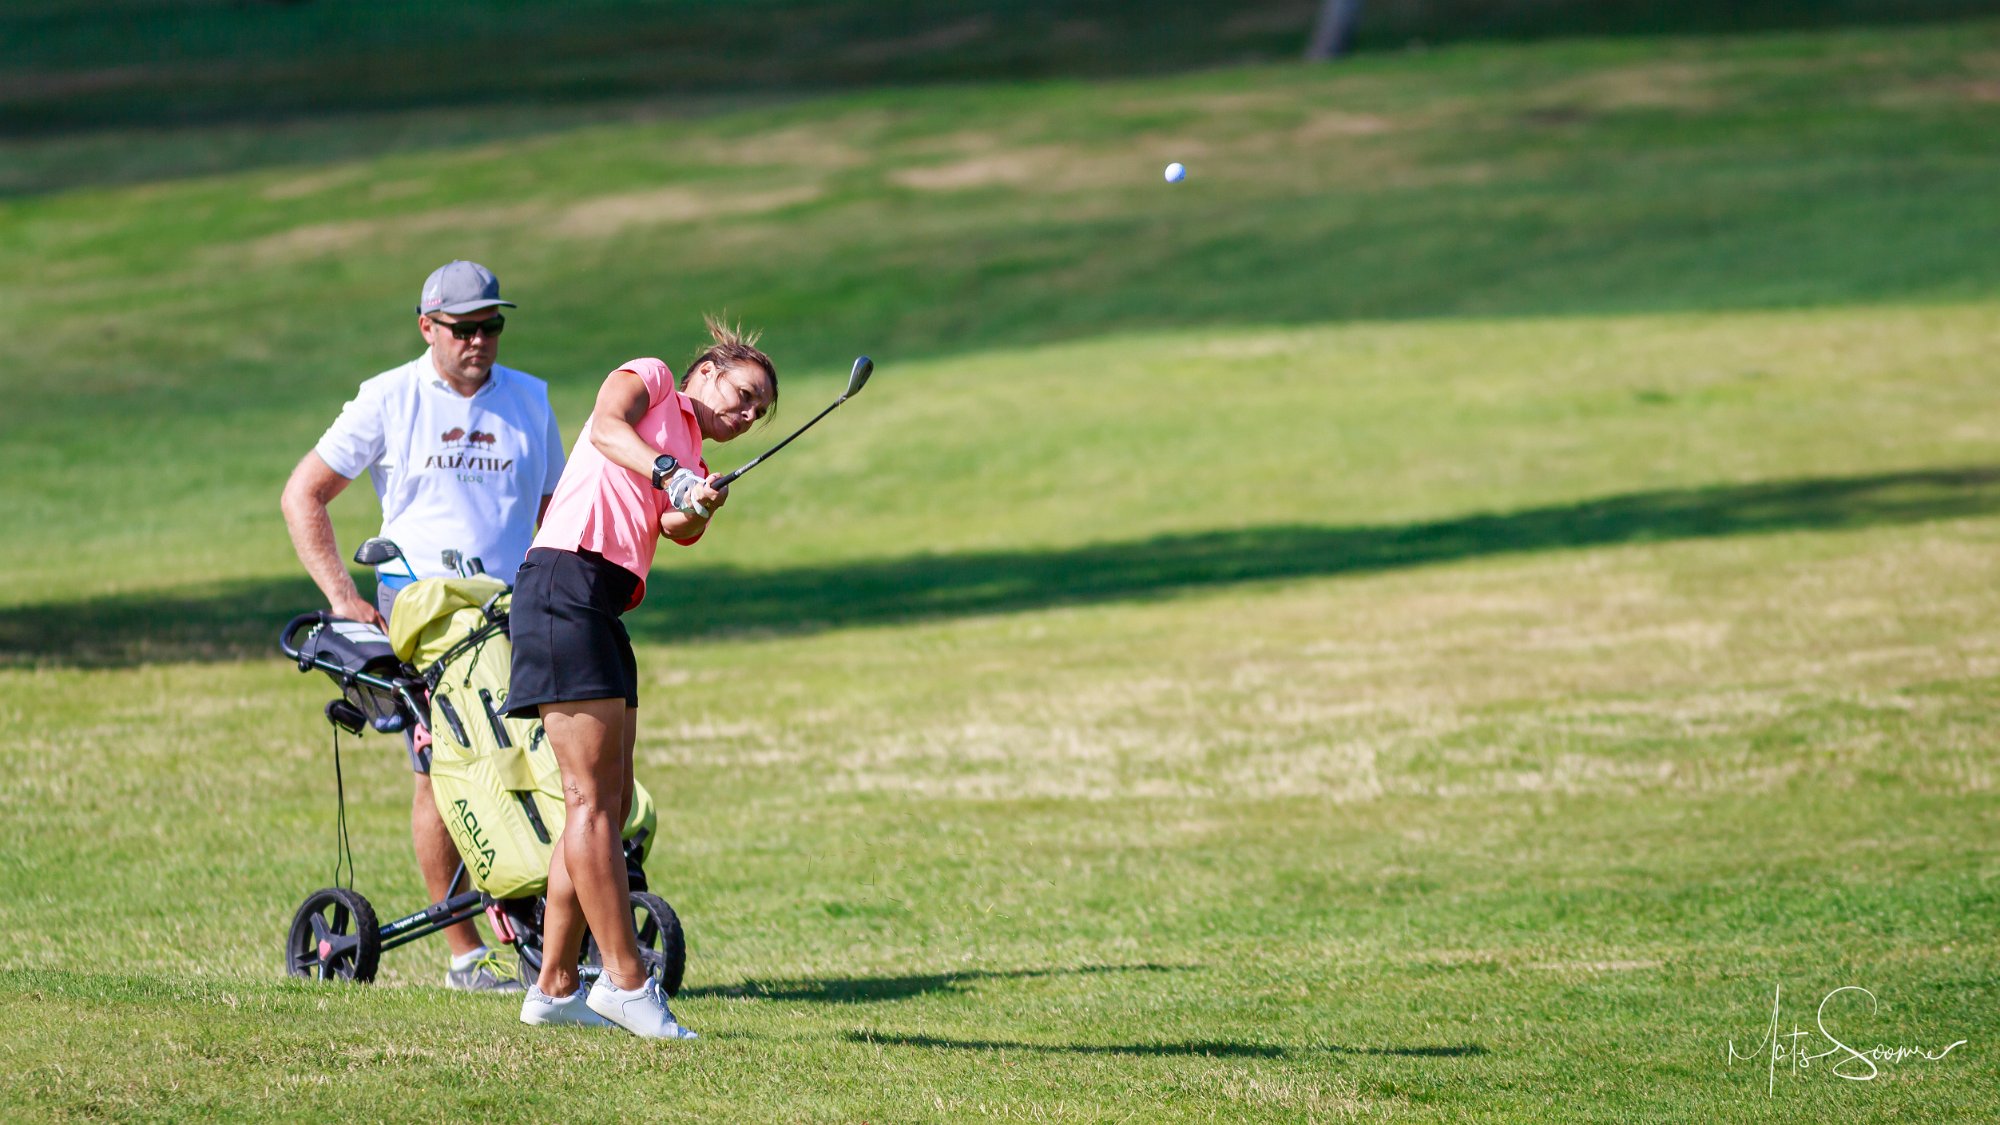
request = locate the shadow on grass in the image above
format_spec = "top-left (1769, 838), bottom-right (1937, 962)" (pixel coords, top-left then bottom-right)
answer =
top-left (7, 0), bottom-right (1987, 152)
top-left (844, 1031), bottom-right (1488, 1059)
top-left (633, 465), bottom-right (2000, 647)
top-left (0, 573), bottom-right (330, 671)
top-left (682, 962), bottom-right (1190, 1004)
top-left (4, 466), bottom-right (1995, 669)
top-left (846, 1032), bottom-right (1288, 1058)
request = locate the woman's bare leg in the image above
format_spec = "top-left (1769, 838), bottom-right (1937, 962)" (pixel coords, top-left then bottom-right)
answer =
top-left (533, 698), bottom-right (646, 992)
top-left (536, 828), bottom-right (586, 996)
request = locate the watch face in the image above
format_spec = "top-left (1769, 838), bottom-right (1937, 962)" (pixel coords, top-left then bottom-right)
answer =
top-left (655, 455), bottom-right (678, 472)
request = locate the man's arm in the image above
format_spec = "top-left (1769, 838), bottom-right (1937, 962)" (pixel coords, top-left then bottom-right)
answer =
top-left (280, 451), bottom-right (384, 627)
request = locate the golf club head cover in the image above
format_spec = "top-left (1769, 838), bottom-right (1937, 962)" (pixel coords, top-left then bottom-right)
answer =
top-left (324, 698), bottom-right (368, 735)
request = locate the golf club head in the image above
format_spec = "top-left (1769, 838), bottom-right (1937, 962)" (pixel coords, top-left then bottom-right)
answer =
top-left (713, 354), bottom-right (875, 489)
top-left (844, 356), bottom-right (873, 398)
top-left (441, 549), bottom-right (462, 576)
top-left (352, 537), bottom-right (404, 567)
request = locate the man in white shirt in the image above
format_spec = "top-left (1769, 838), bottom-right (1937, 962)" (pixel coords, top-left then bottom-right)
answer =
top-left (281, 261), bottom-right (564, 991)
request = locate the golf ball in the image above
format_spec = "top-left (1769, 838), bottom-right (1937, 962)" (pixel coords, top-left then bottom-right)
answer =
top-left (1164, 162), bottom-right (1186, 183)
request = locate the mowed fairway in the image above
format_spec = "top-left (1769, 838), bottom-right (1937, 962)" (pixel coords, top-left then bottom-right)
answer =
top-left (3, 19), bottom-right (1998, 1123)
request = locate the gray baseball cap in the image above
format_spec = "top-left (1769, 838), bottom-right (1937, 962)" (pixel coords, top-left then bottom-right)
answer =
top-left (416, 260), bottom-right (517, 316)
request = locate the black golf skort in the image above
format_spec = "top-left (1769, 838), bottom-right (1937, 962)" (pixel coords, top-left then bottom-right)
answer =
top-left (505, 547), bottom-right (642, 719)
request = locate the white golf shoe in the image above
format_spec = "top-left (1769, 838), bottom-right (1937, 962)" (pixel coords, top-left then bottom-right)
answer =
top-left (520, 984), bottom-right (614, 1028)
top-left (585, 974), bottom-right (699, 1040)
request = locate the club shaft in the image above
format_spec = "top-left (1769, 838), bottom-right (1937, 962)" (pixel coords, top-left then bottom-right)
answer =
top-left (713, 395), bottom-right (847, 487)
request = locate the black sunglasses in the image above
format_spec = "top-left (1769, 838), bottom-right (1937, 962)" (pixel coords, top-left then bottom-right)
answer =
top-left (428, 314), bottom-right (505, 340)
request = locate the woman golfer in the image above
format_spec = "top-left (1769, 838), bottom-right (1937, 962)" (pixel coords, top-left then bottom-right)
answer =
top-left (508, 317), bottom-right (776, 1038)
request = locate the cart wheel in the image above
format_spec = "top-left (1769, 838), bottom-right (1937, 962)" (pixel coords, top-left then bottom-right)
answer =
top-left (583, 891), bottom-right (686, 997)
top-left (501, 898), bottom-right (545, 980)
top-left (631, 892), bottom-right (687, 998)
top-left (287, 888), bottom-right (381, 982)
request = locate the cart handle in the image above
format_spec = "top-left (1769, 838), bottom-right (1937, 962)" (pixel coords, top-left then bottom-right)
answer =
top-left (279, 611), bottom-right (329, 668)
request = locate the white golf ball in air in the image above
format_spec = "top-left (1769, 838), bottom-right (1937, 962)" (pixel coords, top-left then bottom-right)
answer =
top-left (1164, 162), bottom-right (1186, 184)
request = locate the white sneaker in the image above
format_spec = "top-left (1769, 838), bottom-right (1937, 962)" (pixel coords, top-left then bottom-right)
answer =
top-left (520, 984), bottom-right (615, 1028)
top-left (585, 975), bottom-right (698, 1040)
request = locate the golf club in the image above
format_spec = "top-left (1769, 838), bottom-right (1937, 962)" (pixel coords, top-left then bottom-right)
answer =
top-left (435, 549), bottom-right (486, 578)
top-left (353, 536), bottom-right (418, 581)
top-left (712, 355), bottom-right (873, 488)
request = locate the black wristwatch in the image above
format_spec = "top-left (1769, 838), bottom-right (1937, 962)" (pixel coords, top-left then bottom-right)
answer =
top-left (650, 454), bottom-right (679, 490)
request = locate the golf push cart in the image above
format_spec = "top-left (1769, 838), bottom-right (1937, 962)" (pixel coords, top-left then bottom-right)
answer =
top-left (278, 537), bottom-right (685, 992)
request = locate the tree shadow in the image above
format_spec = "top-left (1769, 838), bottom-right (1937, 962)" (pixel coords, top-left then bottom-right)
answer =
top-left (4, 466), bottom-right (1995, 669)
top-left (8, 0), bottom-right (1985, 144)
top-left (1348, 0), bottom-right (1988, 48)
top-left (0, 573), bottom-right (329, 670)
top-left (0, 0), bottom-right (1329, 166)
top-left (843, 1031), bottom-right (1488, 1059)
top-left (681, 962), bottom-right (1190, 1004)
top-left (635, 465), bottom-right (2000, 647)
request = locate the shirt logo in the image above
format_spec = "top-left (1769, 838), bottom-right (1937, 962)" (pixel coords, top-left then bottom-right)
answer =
top-left (426, 427), bottom-right (513, 479)
top-left (439, 427), bottom-right (499, 448)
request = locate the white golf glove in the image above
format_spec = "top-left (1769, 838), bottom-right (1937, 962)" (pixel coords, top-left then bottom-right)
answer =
top-left (665, 467), bottom-right (710, 518)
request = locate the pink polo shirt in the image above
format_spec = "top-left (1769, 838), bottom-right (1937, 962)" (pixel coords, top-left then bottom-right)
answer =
top-left (532, 358), bottom-right (707, 610)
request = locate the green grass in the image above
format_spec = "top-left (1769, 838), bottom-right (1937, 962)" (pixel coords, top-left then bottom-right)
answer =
top-left (3, 18), bottom-right (1999, 1123)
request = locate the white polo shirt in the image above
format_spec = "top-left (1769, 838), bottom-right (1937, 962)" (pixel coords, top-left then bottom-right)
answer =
top-left (316, 349), bottom-right (564, 584)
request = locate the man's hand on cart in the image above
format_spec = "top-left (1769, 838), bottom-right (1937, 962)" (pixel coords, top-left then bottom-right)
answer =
top-left (330, 592), bottom-right (387, 630)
